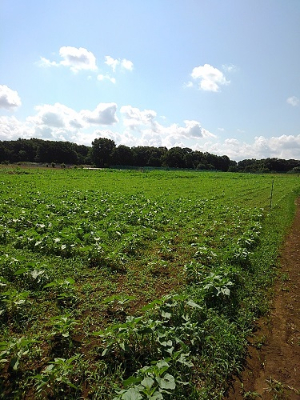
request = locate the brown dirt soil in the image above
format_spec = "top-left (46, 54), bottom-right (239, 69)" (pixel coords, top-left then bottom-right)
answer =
top-left (226, 199), bottom-right (300, 399)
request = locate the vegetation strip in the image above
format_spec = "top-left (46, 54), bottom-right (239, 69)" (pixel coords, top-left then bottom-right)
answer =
top-left (2, 137), bottom-right (300, 172)
top-left (0, 167), bottom-right (299, 398)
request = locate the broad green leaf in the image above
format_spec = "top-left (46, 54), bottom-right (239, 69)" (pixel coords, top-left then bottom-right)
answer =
top-left (149, 393), bottom-right (163, 400)
top-left (120, 387), bottom-right (143, 400)
top-left (141, 376), bottom-right (154, 389)
top-left (157, 373), bottom-right (175, 390)
top-left (187, 299), bottom-right (202, 309)
top-left (123, 375), bottom-right (141, 388)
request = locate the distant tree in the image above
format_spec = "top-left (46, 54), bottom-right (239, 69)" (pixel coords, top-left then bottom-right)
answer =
top-left (164, 147), bottom-right (187, 168)
top-left (112, 145), bottom-right (134, 166)
top-left (91, 138), bottom-right (116, 167)
top-left (132, 146), bottom-right (152, 166)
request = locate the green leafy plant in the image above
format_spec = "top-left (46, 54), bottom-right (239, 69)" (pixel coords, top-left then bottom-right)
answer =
top-left (33, 355), bottom-right (81, 397)
top-left (0, 289), bottom-right (30, 317)
top-left (49, 314), bottom-right (78, 339)
top-left (103, 294), bottom-right (136, 320)
top-left (0, 336), bottom-right (37, 371)
top-left (114, 359), bottom-right (177, 399)
top-left (44, 278), bottom-right (77, 307)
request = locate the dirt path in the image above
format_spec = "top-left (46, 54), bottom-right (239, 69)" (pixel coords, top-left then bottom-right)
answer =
top-left (227, 199), bottom-right (300, 399)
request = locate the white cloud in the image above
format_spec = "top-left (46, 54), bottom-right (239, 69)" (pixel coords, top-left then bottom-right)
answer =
top-left (28, 103), bottom-right (85, 129)
top-left (287, 96), bottom-right (299, 107)
top-left (190, 64), bottom-right (230, 92)
top-left (121, 59), bottom-right (134, 71)
top-left (121, 105), bottom-right (157, 130)
top-left (0, 102), bottom-right (119, 143)
top-left (39, 47), bottom-right (97, 73)
top-left (105, 56), bottom-right (134, 72)
top-left (176, 120), bottom-right (215, 139)
top-left (38, 57), bottom-right (60, 68)
top-left (200, 134), bottom-right (300, 161)
top-left (0, 116), bottom-right (32, 140)
top-left (105, 56), bottom-right (119, 72)
top-left (120, 105), bottom-right (215, 149)
top-left (81, 103), bottom-right (118, 125)
top-left (97, 74), bottom-right (116, 84)
top-left (38, 49), bottom-right (133, 80)
top-left (59, 46), bottom-right (97, 72)
top-left (0, 85), bottom-right (22, 110)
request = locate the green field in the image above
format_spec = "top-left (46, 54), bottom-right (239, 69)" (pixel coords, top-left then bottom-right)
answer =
top-left (0, 167), bottom-right (299, 399)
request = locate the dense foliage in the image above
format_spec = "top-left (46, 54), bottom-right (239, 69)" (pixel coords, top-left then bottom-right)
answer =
top-left (2, 137), bottom-right (300, 172)
top-left (0, 167), bottom-right (299, 398)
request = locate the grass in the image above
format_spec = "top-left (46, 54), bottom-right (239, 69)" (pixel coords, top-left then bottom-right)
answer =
top-left (0, 167), bottom-right (299, 398)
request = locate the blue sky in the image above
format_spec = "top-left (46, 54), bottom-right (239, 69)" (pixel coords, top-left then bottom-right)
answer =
top-left (1, 0), bottom-right (300, 160)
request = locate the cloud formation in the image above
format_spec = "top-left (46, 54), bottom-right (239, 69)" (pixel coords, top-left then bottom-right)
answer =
top-left (0, 85), bottom-right (22, 110)
top-left (105, 56), bottom-right (134, 71)
top-left (121, 105), bottom-right (157, 130)
top-left (1, 100), bottom-right (300, 162)
top-left (59, 46), bottom-right (97, 72)
top-left (38, 48), bottom-right (133, 84)
top-left (287, 96), bottom-right (299, 107)
top-left (120, 105), bottom-right (215, 148)
top-left (28, 103), bottom-right (85, 129)
top-left (190, 64), bottom-right (230, 92)
top-left (39, 46), bottom-right (97, 73)
top-left (0, 102), bottom-right (119, 143)
top-left (202, 134), bottom-right (300, 161)
top-left (81, 103), bottom-right (118, 125)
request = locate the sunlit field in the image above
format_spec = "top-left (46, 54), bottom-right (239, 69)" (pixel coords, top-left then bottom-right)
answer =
top-left (1, 167), bottom-right (299, 399)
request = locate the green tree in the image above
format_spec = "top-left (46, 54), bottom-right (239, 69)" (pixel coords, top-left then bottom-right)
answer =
top-left (112, 145), bottom-right (133, 166)
top-left (91, 138), bottom-right (116, 167)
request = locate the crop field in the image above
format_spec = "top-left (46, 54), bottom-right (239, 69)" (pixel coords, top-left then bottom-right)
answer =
top-left (0, 167), bottom-right (299, 399)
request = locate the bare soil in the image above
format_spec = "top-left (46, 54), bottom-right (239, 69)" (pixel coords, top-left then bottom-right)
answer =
top-left (227, 199), bottom-right (300, 399)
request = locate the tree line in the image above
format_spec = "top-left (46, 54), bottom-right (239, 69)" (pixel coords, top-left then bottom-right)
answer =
top-left (0, 137), bottom-right (300, 173)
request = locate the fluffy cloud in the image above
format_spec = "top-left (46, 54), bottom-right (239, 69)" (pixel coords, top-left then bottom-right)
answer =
top-left (121, 105), bottom-right (157, 130)
top-left (81, 103), bottom-right (118, 125)
top-left (28, 103), bottom-right (85, 129)
top-left (59, 46), bottom-right (97, 72)
top-left (0, 116), bottom-right (32, 140)
top-left (105, 56), bottom-right (134, 71)
top-left (287, 96), bottom-right (299, 107)
top-left (39, 46), bottom-right (97, 73)
top-left (178, 120), bottom-right (214, 139)
top-left (0, 102), bottom-right (120, 144)
top-left (120, 105), bottom-right (215, 150)
top-left (121, 59), bottom-right (134, 71)
top-left (201, 134), bottom-right (300, 161)
top-left (104, 56), bottom-right (119, 72)
top-left (0, 85), bottom-right (22, 110)
top-left (28, 102), bottom-right (118, 129)
top-left (190, 64), bottom-right (230, 92)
